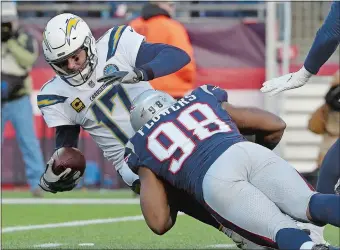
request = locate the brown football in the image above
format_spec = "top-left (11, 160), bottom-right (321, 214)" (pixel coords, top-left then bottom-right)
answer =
top-left (51, 147), bottom-right (86, 176)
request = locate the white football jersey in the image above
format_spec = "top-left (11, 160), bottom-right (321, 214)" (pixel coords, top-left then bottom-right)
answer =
top-left (37, 25), bottom-right (153, 171)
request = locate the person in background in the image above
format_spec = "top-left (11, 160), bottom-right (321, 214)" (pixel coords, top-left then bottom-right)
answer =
top-left (1, 2), bottom-right (44, 197)
top-left (308, 70), bottom-right (340, 190)
top-left (129, 1), bottom-right (196, 99)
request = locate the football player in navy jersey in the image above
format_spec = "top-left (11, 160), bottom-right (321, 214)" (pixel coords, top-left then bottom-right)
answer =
top-left (125, 85), bottom-right (340, 250)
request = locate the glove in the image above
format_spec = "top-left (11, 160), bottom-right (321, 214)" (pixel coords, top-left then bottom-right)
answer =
top-left (39, 158), bottom-right (82, 194)
top-left (260, 66), bottom-right (313, 96)
top-left (97, 68), bottom-right (144, 85)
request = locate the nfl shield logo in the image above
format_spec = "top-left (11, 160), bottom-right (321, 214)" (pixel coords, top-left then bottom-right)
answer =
top-left (88, 80), bottom-right (95, 88)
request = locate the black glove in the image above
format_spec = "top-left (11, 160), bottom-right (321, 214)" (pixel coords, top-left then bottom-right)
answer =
top-left (39, 158), bottom-right (82, 194)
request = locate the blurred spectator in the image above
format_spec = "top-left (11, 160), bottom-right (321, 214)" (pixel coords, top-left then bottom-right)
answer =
top-left (308, 70), bottom-right (340, 168)
top-left (129, 1), bottom-right (196, 99)
top-left (190, 1), bottom-right (200, 18)
top-left (1, 2), bottom-right (44, 197)
top-left (191, 1), bottom-right (262, 18)
top-left (18, 1), bottom-right (57, 18)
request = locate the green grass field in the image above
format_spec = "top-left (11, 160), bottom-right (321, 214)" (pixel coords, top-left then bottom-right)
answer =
top-left (2, 190), bottom-right (339, 249)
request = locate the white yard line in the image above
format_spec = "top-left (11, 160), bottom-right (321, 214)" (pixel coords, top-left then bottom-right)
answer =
top-left (2, 215), bottom-right (144, 233)
top-left (78, 243), bottom-right (94, 246)
top-left (33, 243), bottom-right (63, 248)
top-left (2, 198), bottom-right (139, 204)
top-left (2, 212), bottom-right (185, 234)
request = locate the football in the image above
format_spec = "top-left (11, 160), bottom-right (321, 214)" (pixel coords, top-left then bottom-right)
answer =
top-left (51, 147), bottom-right (86, 176)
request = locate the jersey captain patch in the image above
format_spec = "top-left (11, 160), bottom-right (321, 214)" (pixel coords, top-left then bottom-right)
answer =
top-left (71, 98), bottom-right (85, 113)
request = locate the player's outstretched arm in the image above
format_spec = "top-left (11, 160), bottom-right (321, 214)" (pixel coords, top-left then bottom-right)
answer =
top-left (98, 42), bottom-right (190, 84)
top-left (138, 167), bottom-right (176, 235)
top-left (261, 1), bottom-right (340, 95)
top-left (222, 102), bottom-right (286, 150)
top-left (304, 1), bottom-right (340, 75)
top-left (135, 42), bottom-right (191, 81)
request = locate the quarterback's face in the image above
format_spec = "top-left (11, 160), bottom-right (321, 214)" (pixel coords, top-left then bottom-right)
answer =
top-left (66, 49), bottom-right (87, 72)
top-left (54, 49), bottom-right (87, 74)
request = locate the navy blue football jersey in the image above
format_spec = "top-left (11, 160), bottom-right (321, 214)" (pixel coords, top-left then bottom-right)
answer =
top-left (125, 85), bottom-right (246, 203)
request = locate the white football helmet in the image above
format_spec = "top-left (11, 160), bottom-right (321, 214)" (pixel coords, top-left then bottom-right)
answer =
top-left (42, 13), bottom-right (98, 86)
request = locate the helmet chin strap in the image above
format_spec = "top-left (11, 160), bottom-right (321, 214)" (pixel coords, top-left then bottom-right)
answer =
top-left (73, 66), bottom-right (90, 83)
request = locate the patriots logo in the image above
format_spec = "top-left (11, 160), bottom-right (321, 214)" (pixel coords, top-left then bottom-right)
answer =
top-left (65, 17), bottom-right (80, 45)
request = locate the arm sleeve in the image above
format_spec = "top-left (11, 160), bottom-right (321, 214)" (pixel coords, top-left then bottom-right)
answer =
top-left (55, 125), bottom-right (80, 150)
top-left (304, 1), bottom-right (340, 74)
top-left (135, 42), bottom-right (191, 81)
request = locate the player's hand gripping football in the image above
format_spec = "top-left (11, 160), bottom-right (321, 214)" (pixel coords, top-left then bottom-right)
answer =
top-left (97, 68), bottom-right (144, 85)
top-left (39, 158), bottom-right (82, 194)
top-left (260, 66), bottom-right (313, 96)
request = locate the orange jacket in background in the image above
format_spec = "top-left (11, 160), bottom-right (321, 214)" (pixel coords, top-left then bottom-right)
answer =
top-left (130, 15), bottom-right (196, 98)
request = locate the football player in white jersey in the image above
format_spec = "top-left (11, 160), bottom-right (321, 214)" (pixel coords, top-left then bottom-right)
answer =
top-left (37, 13), bottom-right (328, 250)
top-left (37, 13), bottom-right (191, 193)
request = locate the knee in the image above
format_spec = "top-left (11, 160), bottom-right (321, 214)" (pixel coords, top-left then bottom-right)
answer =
top-left (150, 224), bottom-right (170, 236)
top-left (146, 214), bottom-right (173, 236)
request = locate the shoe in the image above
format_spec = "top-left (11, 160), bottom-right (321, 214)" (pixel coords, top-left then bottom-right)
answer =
top-left (296, 222), bottom-right (327, 245)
